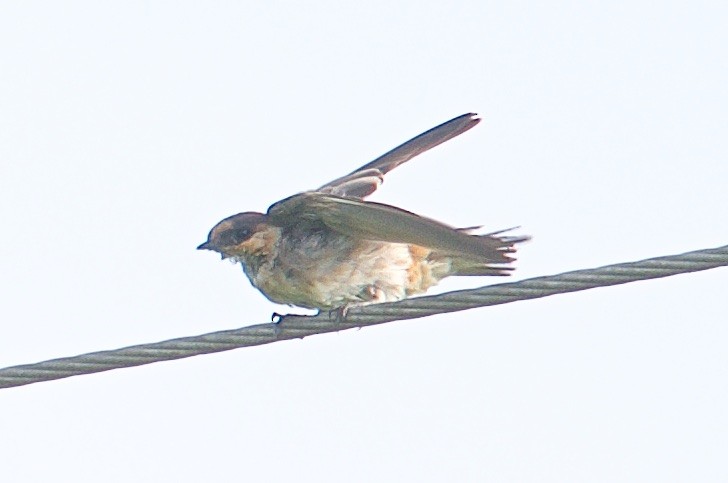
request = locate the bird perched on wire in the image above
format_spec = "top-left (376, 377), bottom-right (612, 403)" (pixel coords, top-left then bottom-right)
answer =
top-left (198, 113), bottom-right (529, 318)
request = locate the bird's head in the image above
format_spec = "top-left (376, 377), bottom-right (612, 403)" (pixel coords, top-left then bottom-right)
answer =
top-left (197, 212), bottom-right (278, 260)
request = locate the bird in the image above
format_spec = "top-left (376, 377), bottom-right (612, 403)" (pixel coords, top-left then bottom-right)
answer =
top-left (198, 113), bottom-right (529, 319)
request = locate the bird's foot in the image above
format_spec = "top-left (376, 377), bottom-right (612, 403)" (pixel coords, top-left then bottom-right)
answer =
top-left (326, 304), bottom-right (356, 323)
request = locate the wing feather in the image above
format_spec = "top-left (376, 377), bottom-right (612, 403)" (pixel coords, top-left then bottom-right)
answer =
top-left (317, 113), bottom-right (481, 198)
top-left (268, 193), bottom-right (526, 263)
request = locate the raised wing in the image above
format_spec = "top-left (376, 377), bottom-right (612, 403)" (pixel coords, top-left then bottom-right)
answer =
top-left (317, 113), bottom-right (481, 199)
top-left (268, 193), bottom-right (527, 263)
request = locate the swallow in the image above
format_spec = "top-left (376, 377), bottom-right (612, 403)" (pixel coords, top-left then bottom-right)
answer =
top-left (198, 113), bottom-right (529, 318)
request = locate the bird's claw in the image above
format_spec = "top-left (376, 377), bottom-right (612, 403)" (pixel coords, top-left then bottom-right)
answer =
top-left (326, 305), bottom-right (350, 323)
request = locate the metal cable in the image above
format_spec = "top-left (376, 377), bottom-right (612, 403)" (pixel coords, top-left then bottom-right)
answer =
top-left (1, 244), bottom-right (726, 390)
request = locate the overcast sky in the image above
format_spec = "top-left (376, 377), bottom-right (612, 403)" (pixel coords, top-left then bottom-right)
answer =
top-left (1, 2), bottom-right (727, 481)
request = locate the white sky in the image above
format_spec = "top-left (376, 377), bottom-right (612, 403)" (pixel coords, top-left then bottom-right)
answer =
top-left (1, 1), bottom-right (727, 481)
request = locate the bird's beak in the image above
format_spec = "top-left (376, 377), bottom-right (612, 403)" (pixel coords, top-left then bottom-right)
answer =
top-left (197, 241), bottom-right (212, 250)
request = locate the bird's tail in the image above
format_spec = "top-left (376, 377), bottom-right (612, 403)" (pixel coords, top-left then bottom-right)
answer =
top-left (432, 226), bottom-right (530, 278)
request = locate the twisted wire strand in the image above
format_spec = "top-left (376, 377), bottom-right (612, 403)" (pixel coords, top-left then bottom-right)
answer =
top-left (1, 244), bottom-right (726, 389)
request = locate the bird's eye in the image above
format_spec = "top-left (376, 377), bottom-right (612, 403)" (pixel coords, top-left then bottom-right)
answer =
top-left (223, 228), bottom-right (251, 246)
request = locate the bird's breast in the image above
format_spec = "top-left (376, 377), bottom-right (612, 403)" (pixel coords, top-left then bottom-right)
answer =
top-left (247, 232), bottom-right (423, 309)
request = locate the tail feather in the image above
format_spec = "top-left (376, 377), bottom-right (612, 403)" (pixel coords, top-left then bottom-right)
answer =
top-left (448, 260), bottom-right (515, 276)
top-left (435, 227), bottom-right (530, 277)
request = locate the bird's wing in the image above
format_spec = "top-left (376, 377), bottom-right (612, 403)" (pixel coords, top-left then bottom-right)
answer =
top-left (268, 193), bottom-right (524, 263)
top-left (316, 113), bottom-right (481, 199)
